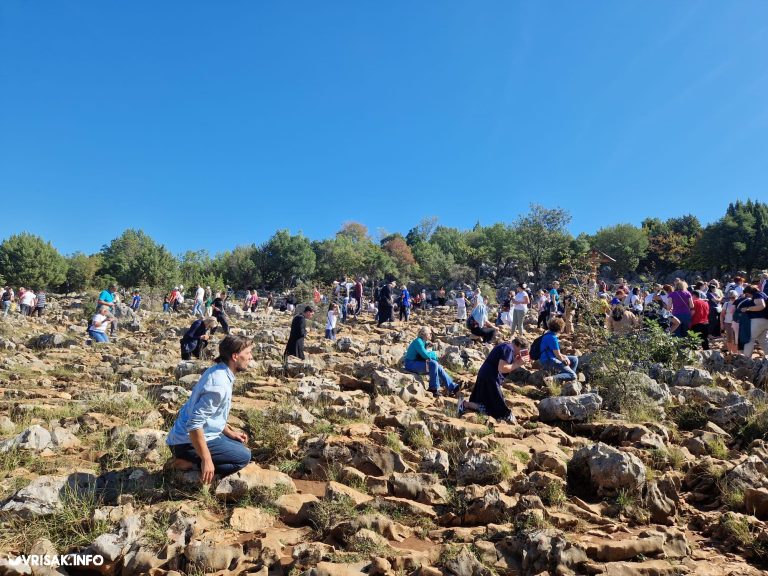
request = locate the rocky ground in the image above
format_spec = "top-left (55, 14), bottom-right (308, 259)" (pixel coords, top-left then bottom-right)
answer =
top-left (1, 296), bottom-right (768, 576)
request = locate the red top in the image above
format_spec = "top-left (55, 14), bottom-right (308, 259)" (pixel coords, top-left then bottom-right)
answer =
top-left (692, 298), bottom-right (710, 325)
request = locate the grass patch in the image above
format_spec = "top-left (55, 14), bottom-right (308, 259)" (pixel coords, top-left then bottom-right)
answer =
top-left (141, 510), bottom-right (175, 552)
top-left (0, 483), bottom-right (112, 553)
top-left (403, 427), bottom-right (433, 451)
top-left (309, 493), bottom-right (358, 538)
top-left (385, 431), bottom-right (402, 454)
top-left (706, 437), bottom-right (729, 460)
top-left (668, 402), bottom-right (709, 432)
top-left (717, 477), bottom-right (745, 510)
top-left (512, 450), bottom-right (531, 465)
top-left (540, 481), bottom-right (567, 508)
top-left (242, 408), bottom-right (294, 463)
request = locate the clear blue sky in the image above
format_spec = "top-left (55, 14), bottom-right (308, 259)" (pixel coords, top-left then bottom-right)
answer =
top-left (1, 1), bottom-right (766, 257)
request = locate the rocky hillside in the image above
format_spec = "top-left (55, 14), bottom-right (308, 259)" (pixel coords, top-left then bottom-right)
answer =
top-left (1, 296), bottom-right (768, 576)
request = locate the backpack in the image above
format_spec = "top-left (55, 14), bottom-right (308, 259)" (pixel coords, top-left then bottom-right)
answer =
top-left (529, 334), bottom-right (545, 361)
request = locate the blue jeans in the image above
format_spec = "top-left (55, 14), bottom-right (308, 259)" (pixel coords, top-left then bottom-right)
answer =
top-left (192, 301), bottom-right (204, 317)
top-left (2, 301), bottom-right (9, 317)
top-left (170, 435), bottom-right (251, 477)
top-left (404, 359), bottom-right (457, 393)
top-left (88, 329), bottom-right (109, 343)
top-left (325, 328), bottom-right (336, 341)
top-left (542, 355), bottom-right (579, 382)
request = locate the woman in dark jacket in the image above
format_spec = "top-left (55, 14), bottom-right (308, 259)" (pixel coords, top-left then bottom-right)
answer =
top-left (457, 337), bottom-right (530, 423)
top-left (378, 280), bottom-right (396, 326)
top-left (180, 317), bottom-right (218, 360)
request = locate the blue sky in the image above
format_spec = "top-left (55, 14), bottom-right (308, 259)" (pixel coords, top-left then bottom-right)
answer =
top-left (1, 1), bottom-right (766, 257)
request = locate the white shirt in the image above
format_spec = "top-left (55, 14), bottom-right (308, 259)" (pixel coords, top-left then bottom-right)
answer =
top-left (513, 292), bottom-right (529, 311)
top-left (91, 313), bottom-right (108, 333)
top-left (500, 311), bottom-right (513, 328)
top-left (21, 291), bottom-right (36, 306)
top-left (456, 297), bottom-right (467, 319)
top-left (326, 310), bottom-right (338, 330)
top-left (195, 287), bottom-right (205, 302)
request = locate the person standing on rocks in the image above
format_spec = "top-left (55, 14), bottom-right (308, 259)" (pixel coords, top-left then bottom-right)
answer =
top-left (19, 287), bottom-right (35, 316)
top-left (192, 284), bottom-right (205, 317)
top-left (326, 303), bottom-right (339, 341)
top-left (457, 336), bottom-right (530, 423)
top-left (378, 280), bottom-right (396, 326)
top-left (211, 291), bottom-right (230, 335)
top-left (455, 291), bottom-right (468, 323)
top-left (353, 277), bottom-right (364, 317)
top-left (130, 289), bottom-right (142, 311)
top-left (404, 326), bottom-right (460, 397)
top-left (180, 317), bottom-right (218, 360)
top-left (1, 287), bottom-right (13, 317)
top-left (741, 284), bottom-right (768, 359)
top-left (399, 284), bottom-right (411, 322)
top-left (31, 288), bottom-right (46, 317)
top-left (166, 335), bottom-right (253, 483)
top-left (285, 305), bottom-right (314, 360)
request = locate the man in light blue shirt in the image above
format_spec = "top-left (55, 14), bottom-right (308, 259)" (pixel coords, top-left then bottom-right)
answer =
top-left (166, 335), bottom-right (253, 483)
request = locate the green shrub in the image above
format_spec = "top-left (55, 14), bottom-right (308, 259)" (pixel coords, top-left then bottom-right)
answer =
top-left (242, 408), bottom-right (293, 462)
top-left (668, 402), bottom-right (709, 431)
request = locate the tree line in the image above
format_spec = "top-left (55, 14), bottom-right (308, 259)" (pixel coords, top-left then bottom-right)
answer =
top-left (1, 200), bottom-right (766, 292)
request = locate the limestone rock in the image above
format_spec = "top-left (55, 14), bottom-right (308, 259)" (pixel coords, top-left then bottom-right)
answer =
top-left (538, 393), bottom-right (602, 422)
top-left (215, 463), bottom-right (296, 500)
top-left (568, 442), bottom-right (646, 497)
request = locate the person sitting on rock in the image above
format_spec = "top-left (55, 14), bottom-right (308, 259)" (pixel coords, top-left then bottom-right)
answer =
top-left (285, 305), bottom-right (314, 361)
top-left (88, 305), bottom-right (113, 343)
top-left (606, 304), bottom-right (639, 336)
top-left (468, 302), bottom-right (497, 343)
top-left (539, 317), bottom-right (579, 382)
top-left (181, 317), bottom-right (218, 360)
top-left (166, 335), bottom-right (253, 483)
top-left (457, 336), bottom-right (530, 423)
top-left (404, 326), bottom-right (460, 397)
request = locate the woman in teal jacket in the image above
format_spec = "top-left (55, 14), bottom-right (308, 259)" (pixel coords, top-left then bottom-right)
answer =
top-left (404, 326), bottom-right (459, 397)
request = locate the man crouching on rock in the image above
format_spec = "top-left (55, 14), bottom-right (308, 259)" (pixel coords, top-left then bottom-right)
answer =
top-left (165, 335), bottom-right (253, 483)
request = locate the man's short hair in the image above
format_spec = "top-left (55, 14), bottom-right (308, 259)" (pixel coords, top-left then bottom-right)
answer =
top-left (304, 305), bottom-right (314, 313)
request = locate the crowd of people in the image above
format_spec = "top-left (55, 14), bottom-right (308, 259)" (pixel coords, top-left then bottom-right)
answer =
top-left (1, 286), bottom-right (48, 317)
top-left (74, 271), bottom-right (768, 484)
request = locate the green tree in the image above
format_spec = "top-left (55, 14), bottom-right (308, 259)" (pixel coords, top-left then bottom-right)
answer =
top-left (641, 215), bottom-right (701, 273)
top-left (179, 250), bottom-right (224, 289)
top-left (261, 230), bottom-right (316, 288)
top-left (313, 235), bottom-right (361, 283)
top-left (591, 224), bottom-right (649, 276)
top-left (212, 245), bottom-right (260, 289)
top-left (405, 216), bottom-right (439, 247)
top-left (469, 223), bottom-right (520, 284)
top-left (512, 204), bottom-right (572, 279)
top-left (692, 200), bottom-right (768, 274)
top-left (0, 233), bottom-right (68, 288)
top-left (63, 252), bottom-right (102, 291)
top-left (100, 229), bottom-right (179, 287)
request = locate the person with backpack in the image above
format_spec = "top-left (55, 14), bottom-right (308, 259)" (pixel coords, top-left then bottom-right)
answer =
top-left (180, 317), bottom-right (218, 360)
top-left (537, 317), bottom-right (579, 382)
top-left (457, 336), bottom-right (530, 424)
